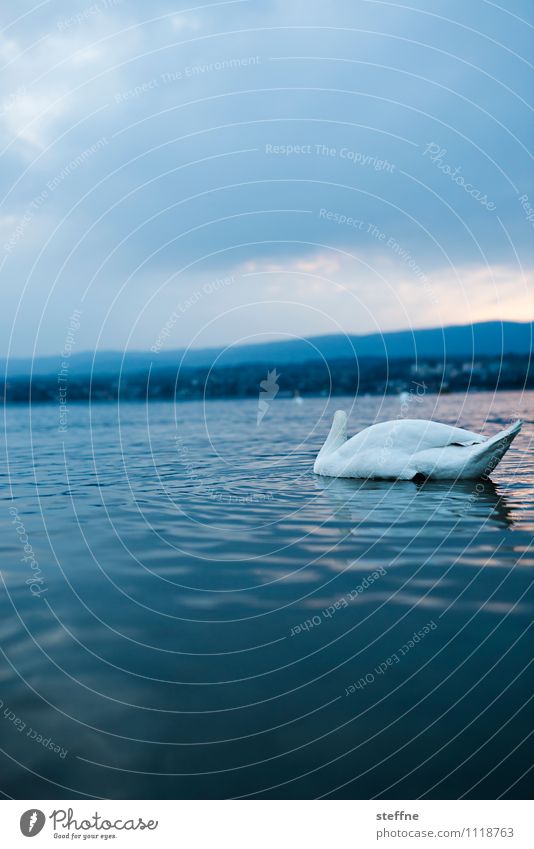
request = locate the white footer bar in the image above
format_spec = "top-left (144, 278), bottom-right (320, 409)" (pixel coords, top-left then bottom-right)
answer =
top-left (2, 799), bottom-right (532, 848)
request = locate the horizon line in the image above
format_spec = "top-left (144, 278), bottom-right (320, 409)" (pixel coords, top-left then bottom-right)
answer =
top-left (4, 317), bottom-right (534, 362)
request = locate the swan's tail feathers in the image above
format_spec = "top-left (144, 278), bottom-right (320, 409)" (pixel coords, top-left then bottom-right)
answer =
top-left (316, 410), bottom-right (348, 460)
top-left (464, 419), bottom-right (522, 478)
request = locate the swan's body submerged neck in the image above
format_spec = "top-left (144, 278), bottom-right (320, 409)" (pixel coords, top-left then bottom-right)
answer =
top-left (316, 409), bottom-right (347, 460)
top-left (314, 411), bottom-right (522, 481)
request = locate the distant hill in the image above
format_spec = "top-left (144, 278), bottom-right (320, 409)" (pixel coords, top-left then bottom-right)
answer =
top-left (3, 321), bottom-right (533, 377)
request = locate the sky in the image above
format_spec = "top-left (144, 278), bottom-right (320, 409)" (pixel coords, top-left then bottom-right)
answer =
top-left (0, 0), bottom-right (533, 358)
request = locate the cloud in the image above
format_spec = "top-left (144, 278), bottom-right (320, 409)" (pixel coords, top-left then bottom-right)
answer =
top-left (0, 7), bottom-right (138, 154)
top-left (0, 0), bottom-right (532, 356)
top-left (170, 13), bottom-right (203, 33)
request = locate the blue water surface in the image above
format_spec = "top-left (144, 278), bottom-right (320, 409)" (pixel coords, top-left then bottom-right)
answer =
top-left (0, 391), bottom-right (532, 799)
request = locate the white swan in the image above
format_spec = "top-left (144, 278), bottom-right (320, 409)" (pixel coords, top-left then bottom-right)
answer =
top-left (314, 411), bottom-right (522, 481)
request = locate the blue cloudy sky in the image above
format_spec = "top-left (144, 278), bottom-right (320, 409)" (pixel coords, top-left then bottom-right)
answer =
top-left (1, 0), bottom-right (533, 357)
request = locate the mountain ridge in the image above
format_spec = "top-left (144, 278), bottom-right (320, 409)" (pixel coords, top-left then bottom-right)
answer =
top-left (3, 320), bottom-right (533, 377)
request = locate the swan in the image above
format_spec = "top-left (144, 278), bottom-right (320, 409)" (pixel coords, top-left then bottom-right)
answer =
top-left (314, 411), bottom-right (522, 481)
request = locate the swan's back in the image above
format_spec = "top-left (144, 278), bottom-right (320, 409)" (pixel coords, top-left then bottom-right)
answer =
top-left (314, 411), bottom-right (521, 480)
top-left (336, 419), bottom-right (484, 458)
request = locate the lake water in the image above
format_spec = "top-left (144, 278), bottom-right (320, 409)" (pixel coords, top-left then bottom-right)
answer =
top-left (1, 391), bottom-right (533, 799)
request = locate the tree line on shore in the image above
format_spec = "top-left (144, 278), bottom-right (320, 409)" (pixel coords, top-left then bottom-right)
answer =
top-left (2, 354), bottom-right (532, 403)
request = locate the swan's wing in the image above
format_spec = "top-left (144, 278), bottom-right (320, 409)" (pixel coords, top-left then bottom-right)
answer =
top-left (340, 419), bottom-right (486, 456)
top-left (413, 420), bottom-right (522, 479)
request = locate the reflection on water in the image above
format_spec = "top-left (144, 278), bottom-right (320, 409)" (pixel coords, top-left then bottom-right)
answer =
top-left (0, 392), bottom-right (532, 799)
top-left (316, 476), bottom-right (515, 531)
